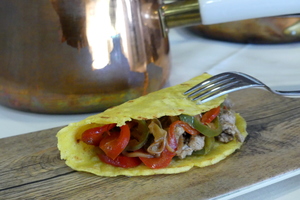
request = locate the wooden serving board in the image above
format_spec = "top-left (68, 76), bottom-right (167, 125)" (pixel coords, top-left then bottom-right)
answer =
top-left (1, 89), bottom-right (300, 199)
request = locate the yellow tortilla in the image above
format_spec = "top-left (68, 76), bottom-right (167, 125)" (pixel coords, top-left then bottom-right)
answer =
top-left (57, 73), bottom-right (248, 177)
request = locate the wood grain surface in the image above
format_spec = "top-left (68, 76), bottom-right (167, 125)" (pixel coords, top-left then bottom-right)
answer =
top-left (1, 89), bottom-right (300, 200)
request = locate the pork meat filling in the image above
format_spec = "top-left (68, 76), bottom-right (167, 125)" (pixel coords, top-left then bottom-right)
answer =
top-left (146, 102), bottom-right (242, 159)
top-left (217, 109), bottom-right (244, 143)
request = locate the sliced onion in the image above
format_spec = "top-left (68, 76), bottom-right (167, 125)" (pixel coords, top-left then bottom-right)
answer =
top-left (146, 120), bottom-right (167, 155)
top-left (165, 143), bottom-right (175, 153)
top-left (122, 151), bottom-right (154, 158)
top-left (175, 135), bottom-right (184, 155)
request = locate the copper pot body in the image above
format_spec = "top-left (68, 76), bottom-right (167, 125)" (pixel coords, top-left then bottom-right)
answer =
top-left (189, 16), bottom-right (300, 43)
top-left (0, 0), bottom-right (170, 113)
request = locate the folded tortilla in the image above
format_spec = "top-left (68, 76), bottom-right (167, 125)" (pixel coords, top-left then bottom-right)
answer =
top-left (57, 73), bottom-right (247, 176)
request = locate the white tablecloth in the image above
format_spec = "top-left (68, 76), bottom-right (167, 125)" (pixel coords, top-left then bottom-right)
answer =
top-left (1, 28), bottom-right (300, 199)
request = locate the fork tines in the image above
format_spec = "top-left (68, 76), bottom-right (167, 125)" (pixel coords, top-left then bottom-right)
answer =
top-left (185, 71), bottom-right (300, 103)
top-left (184, 72), bottom-right (242, 103)
top-left (184, 73), bottom-right (239, 103)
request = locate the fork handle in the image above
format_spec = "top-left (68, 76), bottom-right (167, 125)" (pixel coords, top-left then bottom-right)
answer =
top-left (199, 0), bottom-right (300, 25)
top-left (275, 90), bottom-right (300, 97)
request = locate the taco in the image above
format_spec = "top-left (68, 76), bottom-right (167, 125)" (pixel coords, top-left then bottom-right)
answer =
top-left (57, 73), bottom-right (247, 177)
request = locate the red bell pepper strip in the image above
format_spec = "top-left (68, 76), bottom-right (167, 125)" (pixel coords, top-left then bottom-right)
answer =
top-left (99, 124), bottom-right (130, 160)
top-left (139, 148), bottom-right (176, 169)
top-left (98, 152), bottom-right (142, 168)
top-left (201, 106), bottom-right (220, 124)
top-left (81, 124), bottom-right (116, 146)
top-left (169, 121), bottom-right (199, 137)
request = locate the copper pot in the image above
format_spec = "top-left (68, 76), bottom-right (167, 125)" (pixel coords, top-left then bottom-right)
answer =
top-left (0, 0), bottom-right (170, 113)
top-left (1, 0), bottom-right (300, 113)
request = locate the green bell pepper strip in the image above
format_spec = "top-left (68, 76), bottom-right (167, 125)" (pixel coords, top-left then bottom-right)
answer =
top-left (179, 114), bottom-right (222, 137)
top-left (125, 120), bottom-right (149, 151)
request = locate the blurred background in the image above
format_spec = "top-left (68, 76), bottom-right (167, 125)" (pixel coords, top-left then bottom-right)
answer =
top-left (1, 0), bottom-right (300, 199)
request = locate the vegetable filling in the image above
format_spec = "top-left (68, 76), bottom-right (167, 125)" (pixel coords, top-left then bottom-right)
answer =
top-left (80, 100), bottom-right (243, 169)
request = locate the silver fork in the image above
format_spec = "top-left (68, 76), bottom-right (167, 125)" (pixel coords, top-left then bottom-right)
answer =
top-left (184, 71), bottom-right (300, 104)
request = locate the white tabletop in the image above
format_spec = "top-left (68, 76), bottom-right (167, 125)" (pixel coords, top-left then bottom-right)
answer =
top-left (1, 28), bottom-right (300, 199)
